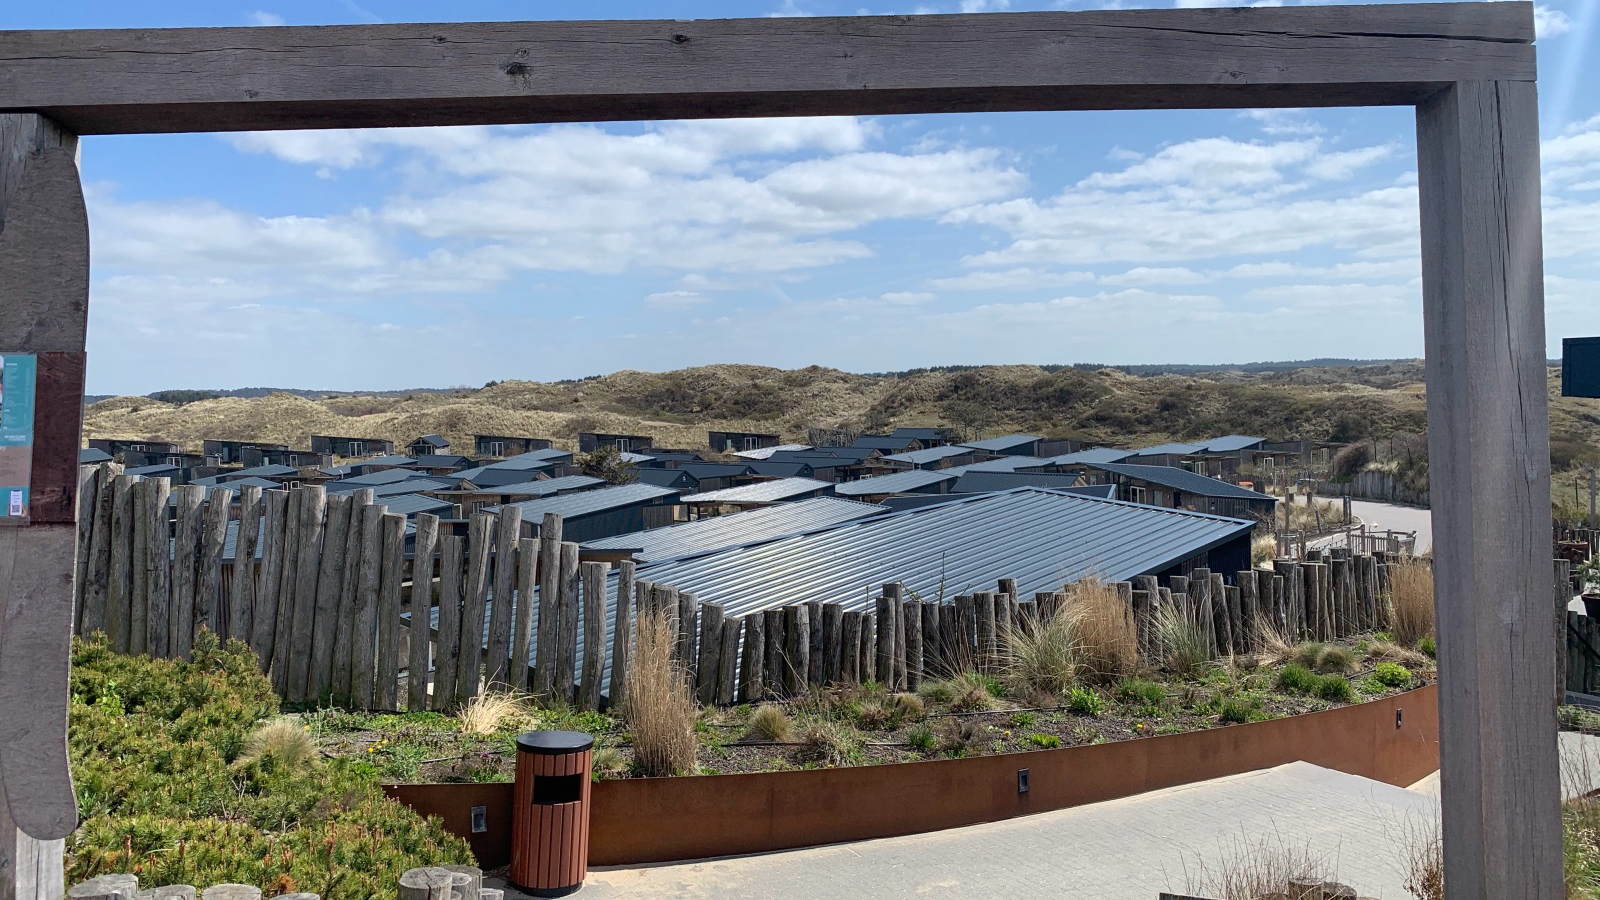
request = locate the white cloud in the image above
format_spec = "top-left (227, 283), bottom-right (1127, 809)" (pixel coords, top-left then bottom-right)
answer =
top-left (960, 0), bottom-right (1012, 11)
top-left (247, 10), bottom-right (284, 26)
top-left (1304, 144), bottom-right (1397, 180)
top-left (879, 291), bottom-right (935, 305)
top-left (926, 267), bottom-right (1097, 291)
top-left (1535, 4), bottom-right (1572, 38)
top-left (1084, 138), bottom-right (1317, 189)
top-left (1240, 109), bottom-right (1325, 137)
top-left (1101, 266), bottom-right (1210, 286)
top-left (644, 290), bottom-right (711, 309)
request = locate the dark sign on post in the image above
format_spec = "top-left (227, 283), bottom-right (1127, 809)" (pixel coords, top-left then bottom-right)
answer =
top-left (1563, 337), bottom-right (1600, 399)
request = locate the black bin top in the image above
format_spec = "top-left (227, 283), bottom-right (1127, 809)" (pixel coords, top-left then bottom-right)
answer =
top-left (515, 730), bottom-right (596, 755)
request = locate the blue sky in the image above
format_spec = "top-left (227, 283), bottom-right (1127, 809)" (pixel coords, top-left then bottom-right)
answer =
top-left (8, 0), bottom-right (1598, 394)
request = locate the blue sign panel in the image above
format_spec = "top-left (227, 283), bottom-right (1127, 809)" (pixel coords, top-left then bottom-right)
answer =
top-left (1564, 337), bottom-right (1600, 400)
top-left (0, 354), bottom-right (37, 520)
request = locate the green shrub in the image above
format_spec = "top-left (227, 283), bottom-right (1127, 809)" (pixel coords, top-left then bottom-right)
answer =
top-left (745, 705), bottom-right (794, 742)
top-left (1291, 642), bottom-right (1325, 669)
top-left (1116, 677), bottom-right (1168, 707)
top-left (1008, 711), bottom-right (1038, 730)
top-left (1275, 664), bottom-right (1320, 694)
top-left (1313, 675), bottom-right (1356, 703)
top-left (795, 722), bottom-right (862, 767)
top-left (1154, 605), bottom-right (1210, 678)
top-left (1315, 645), bottom-right (1355, 673)
top-left (1419, 635), bottom-right (1437, 658)
top-left (1067, 687), bottom-right (1105, 717)
top-left (1216, 695), bottom-right (1266, 724)
top-left (1372, 662), bottom-right (1412, 688)
top-left (66, 634), bottom-right (471, 899)
top-left (906, 726), bottom-right (937, 754)
top-left (1026, 733), bottom-right (1062, 749)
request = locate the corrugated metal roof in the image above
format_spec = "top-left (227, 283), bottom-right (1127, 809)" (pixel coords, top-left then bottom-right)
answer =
top-left (1090, 463), bottom-right (1277, 501)
top-left (882, 445), bottom-right (978, 466)
top-left (851, 436), bottom-right (919, 452)
top-left (453, 463), bottom-right (553, 485)
top-left (619, 452), bottom-right (657, 464)
top-left (680, 463), bottom-right (755, 479)
top-left (223, 464), bottom-right (298, 479)
top-left (960, 434), bottom-right (1041, 453)
top-left (890, 427), bottom-right (956, 441)
top-left (1197, 435), bottom-right (1268, 453)
top-left (1037, 447), bottom-right (1134, 466)
top-left (354, 455), bottom-right (415, 468)
top-left (79, 448), bottom-right (112, 464)
top-left (341, 467), bottom-right (425, 486)
top-left (952, 470), bottom-right (1087, 493)
top-left (684, 477), bottom-right (834, 504)
top-left (124, 464), bottom-right (180, 477)
top-left (744, 461), bottom-right (813, 479)
top-left (494, 483), bottom-right (681, 521)
top-left (410, 454), bottom-right (471, 468)
top-left (734, 444), bottom-right (812, 460)
top-left (468, 475), bottom-right (604, 497)
top-left (380, 493), bottom-right (456, 517)
top-left (583, 497), bottom-right (887, 562)
top-left (632, 487), bottom-right (1254, 616)
top-left (834, 469), bottom-right (956, 496)
top-left (961, 455), bottom-right (1048, 473)
top-left (412, 434), bottom-right (449, 447)
top-left (881, 482), bottom-right (1115, 511)
top-left (1129, 442), bottom-right (1204, 457)
top-left (495, 449), bottom-right (573, 468)
top-left (635, 468), bottom-right (697, 489)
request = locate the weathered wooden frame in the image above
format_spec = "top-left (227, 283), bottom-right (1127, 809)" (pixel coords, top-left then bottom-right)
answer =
top-left (0, 4), bottom-right (1555, 899)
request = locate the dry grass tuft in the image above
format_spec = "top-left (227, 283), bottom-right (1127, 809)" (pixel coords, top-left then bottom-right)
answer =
top-left (1153, 603), bottom-right (1211, 678)
top-left (1253, 620), bottom-right (1296, 666)
top-left (238, 717), bottom-right (316, 770)
top-left (795, 721), bottom-right (861, 767)
top-left (624, 612), bottom-right (699, 777)
top-left (1181, 831), bottom-right (1338, 900)
top-left (1396, 818), bottom-right (1444, 900)
top-left (1366, 640), bottom-right (1432, 669)
top-left (1059, 577), bottom-right (1138, 684)
top-left (745, 704), bottom-right (794, 742)
top-left (1004, 612), bottom-right (1080, 699)
top-left (456, 692), bottom-right (535, 736)
top-left (1390, 559), bottom-right (1436, 648)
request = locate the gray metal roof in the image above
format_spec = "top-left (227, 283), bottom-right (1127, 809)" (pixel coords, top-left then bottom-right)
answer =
top-left (341, 467), bottom-right (424, 486)
top-left (680, 463), bottom-right (756, 480)
top-left (353, 455), bottom-right (415, 468)
top-left (959, 433), bottom-right (1041, 453)
top-left (684, 477), bottom-right (835, 504)
top-left (633, 487), bottom-right (1255, 615)
top-left (466, 475), bottom-right (604, 497)
top-left (79, 448), bottom-right (112, 464)
top-left (1036, 447), bottom-right (1134, 466)
top-left (500, 448), bottom-right (574, 465)
top-left (222, 464), bottom-right (298, 479)
top-left (583, 497), bottom-right (887, 562)
top-left (1128, 442), bottom-right (1204, 457)
top-left (952, 470), bottom-right (1088, 493)
top-left (380, 493), bottom-right (456, 517)
top-left (1197, 435), bottom-right (1268, 453)
top-left (326, 476), bottom-right (455, 498)
top-left (743, 461), bottom-right (814, 479)
top-left (834, 469), bottom-right (957, 497)
top-left (619, 451), bottom-right (657, 464)
top-left (851, 436), bottom-right (919, 452)
top-left (1090, 463), bottom-right (1278, 502)
top-left (882, 444), bottom-right (979, 466)
top-left (493, 483), bottom-right (681, 521)
top-left (880, 482), bottom-right (1116, 511)
top-left (124, 464), bottom-right (180, 477)
top-left (635, 468), bottom-right (697, 489)
top-left (412, 433), bottom-right (450, 447)
top-left (960, 455), bottom-right (1049, 473)
top-left (734, 443), bottom-right (812, 460)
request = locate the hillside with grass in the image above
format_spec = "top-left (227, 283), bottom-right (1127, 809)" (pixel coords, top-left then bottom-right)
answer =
top-left (83, 361), bottom-right (1600, 505)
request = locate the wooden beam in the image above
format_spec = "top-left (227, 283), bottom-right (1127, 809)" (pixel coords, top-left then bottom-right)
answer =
top-left (0, 112), bottom-right (84, 876)
top-left (1416, 77), bottom-right (1560, 900)
top-left (0, 4), bottom-right (1534, 135)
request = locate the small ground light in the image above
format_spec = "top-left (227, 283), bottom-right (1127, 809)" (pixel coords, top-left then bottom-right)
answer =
top-left (471, 806), bottom-right (488, 834)
top-left (1396, 708), bottom-right (1403, 729)
top-left (1018, 768), bottom-right (1030, 794)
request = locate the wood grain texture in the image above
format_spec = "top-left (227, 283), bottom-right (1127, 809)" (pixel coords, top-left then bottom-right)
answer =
top-left (268, 487), bottom-right (303, 692)
top-left (315, 493), bottom-right (355, 704)
top-left (229, 485), bottom-right (262, 644)
top-left (432, 535), bottom-right (463, 711)
top-left (553, 542), bottom-right (580, 704)
top-left (144, 477), bottom-right (171, 660)
top-left (695, 602), bottom-right (724, 705)
top-left (170, 485), bottom-right (205, 661)
top-left (608, 561), bottom-right (635, 708)
top-left (376, 512), bottom-right (406, 711)
top-left (351, 503), bottom-right (384, 710)
top-left (407, 513), bottom-right (439, 711)
top-left (0, 525), bottom-right (78, 839)
top-left (739, 614), bottom-right (765, 703)
top-left (197, 487), bottom-right (231, 638)
top-left (285, 486), bottom-right (325, 701)
top-left (251, 488), bottom-right (285, 668)
top-left (0, 4), bottom-right (1534, 135)
top-left (483, 505), bottom-right (522, 690)
top-left (70, 465), bottom-right (97, 633)
top-left (1416, 77), bottom-right (1560, 900)
top-left (104, 474), bottom-right (134, 652)
top-left (456, 513), bottom-right (494, 704)
top-left (331, 489), bottom-right (372, 705)
top-left (578, 561), bottom-right (608, 711)
top-left (127, 479), bottom-right (148, 655)
top-left (716, 617), bottom-right (740, 707)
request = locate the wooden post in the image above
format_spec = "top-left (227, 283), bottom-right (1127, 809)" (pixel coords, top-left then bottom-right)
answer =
top-left (407, 513), bottom-right (439, 712)
top-left (1417, 76), bottom-right (1562, 900)
top-left (553, 541), bottom-right (580, 704)
top-left (1237, 572), bottom-right (1258, 651)
top-left (269, 487), bottom-right (303, 691)
top-left (228, 484), bottom-right (262, 646)
top-left (104, 474), bottom-right (134, 653)
top-left (533, 514), bottom-right (564, 702)
top-left (169, 485), bottom-right (205, 661)
top-left (456, 512), bottom-right (495, 703)
top-left (1188, 569), bottom-right (1214, 656)
top-left (285, 485), bottom-right (326, 700)
top-left (859, 612), bottom-right (876, 683)
top-left (840, 611), bottom-right (862, 684)
top-left (71, 465), bottom-right (98, 634)
top-left (314, 493), bottom-right (354, 703)
top-left (677, 590), bottom-right (699, 677)
top-left (375, 512), bottom-right (406, 711)
top-left (885, 584), bottom-right (906, 690)
top-left (783, 603), bottom-right (809, 695)
top-left (127, 478), bottom-right (149, 655)
top-left (145, 477), bottom-right (172, 660)
top-left (822, 602), bottom-right (844, 683)
top-left (578, 561), bottom-right (608, 711)
top-left (81, 464), bottom-right (114, 639)
top-left (875, 593), bottom-right (896, 685)
top-left (955, 594), bottom-right (977, 671)
top-left (197, 486), bottom-right (231, 638)
top-left (763, 608), bottom-right (785, 695)
top-left (432, 535), bottom-right (464, 711)
top-left (921, 601), bottom-right (941, 678)
top-left (716, 616), bottom-right (740, 706)
top-left (1557, 558), bottom-right (1572, 706)
top-left (607, 561), bottom-right (635, 709)
top-left (351, 503), bottom-right (385, 710)
top-left (695, 602), bottom-right (724, 705)
top-left (510, 534), bottom-right (538, 694)
top-left (806, 600), bottom-right (824, 687)
top-left (739, 614), bottom-right (766, 702)
top-left (483, 506), bottom-right (523, 690)
top-left (904, 599), bottom-right (923, 690)
top-left (975, 591), bottom-right (996, 673)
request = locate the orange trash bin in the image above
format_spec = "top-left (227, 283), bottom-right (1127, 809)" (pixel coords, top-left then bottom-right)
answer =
top-left (511, 731), bottom-right (594, 897)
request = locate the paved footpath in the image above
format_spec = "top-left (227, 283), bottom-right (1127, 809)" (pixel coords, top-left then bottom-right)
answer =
top-left (523, 763), bottom-right (1439, 900)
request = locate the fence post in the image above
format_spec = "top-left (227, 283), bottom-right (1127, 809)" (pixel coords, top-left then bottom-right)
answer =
top-left (432, 535), bottom-right (464, 712)
top-left (376, 512), bottom-right (406, 711)
top-left (351, 502), bottom-right (385, 710)
top-left (229, 484), bottom-right (262, 646)
top-left (740, 613), bottom-right (766, 702)
top-left (285, 486), bottom-right (326, 699)
top-left (269, 487), bottom-right (303, 691)
top-left (171, 484), bottom-right (207, 662)
top-left (763, 608), bottom-right (786, 696)
top-left (578, 561), bottom-right (608, 712)
top-left (904, 599), bottom-right (923, 690)
top-left (553, 541), bottom-right (580, 705)
top-left (783, 603), bottom-right (809, 696)
top-left (695, 602), bottom-right (724, 706)
top-left (716, 616), bottom-right (740, 706)
top-left (316, 493), bottom-right (355, 703)
top-left (533, 514), bottom-right (564, 702)
top-left (821, 602), bottom-right (844, 684)
top-left (839, 610), bottom-right (861, 685)
top-left (198, 486), bottom-right (232, 638)
top-left (607, 561), bottom-right (635, 710)
top-left (71, 465), bottom-right (99, 635)
top-left (144, 477), bottom-right (173, 659)
top-left (408, 513), bottom-right (440, 712)
top-left (128, 478), bottom-right (150, 655)
top-left (1558, 558), bottom-right (1573, 705)
top-left (806, 600), bottom-right (824, 687)
top-left (921, 601), bottom-right (942, 679)
top-left (510, 536), bottom-right (538, 694)
top-left (456, 512), bottom-right (495, 704)
top-left (484, 506), bottom-right (523, 690)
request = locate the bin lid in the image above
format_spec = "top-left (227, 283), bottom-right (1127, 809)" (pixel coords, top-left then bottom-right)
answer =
top-left (515, 730), bottom-right (596, 755)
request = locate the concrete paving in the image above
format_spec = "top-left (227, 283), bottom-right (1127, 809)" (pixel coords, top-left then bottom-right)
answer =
top-left (506, 763), bottom-right (1439, 900)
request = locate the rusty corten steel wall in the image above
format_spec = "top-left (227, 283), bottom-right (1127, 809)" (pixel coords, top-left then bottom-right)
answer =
top-left (386, 684), bottom-right (1438, 868)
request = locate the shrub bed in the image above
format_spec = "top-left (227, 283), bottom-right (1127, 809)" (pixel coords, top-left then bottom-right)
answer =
top-left (67, 634), bottom-right (471, 899)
